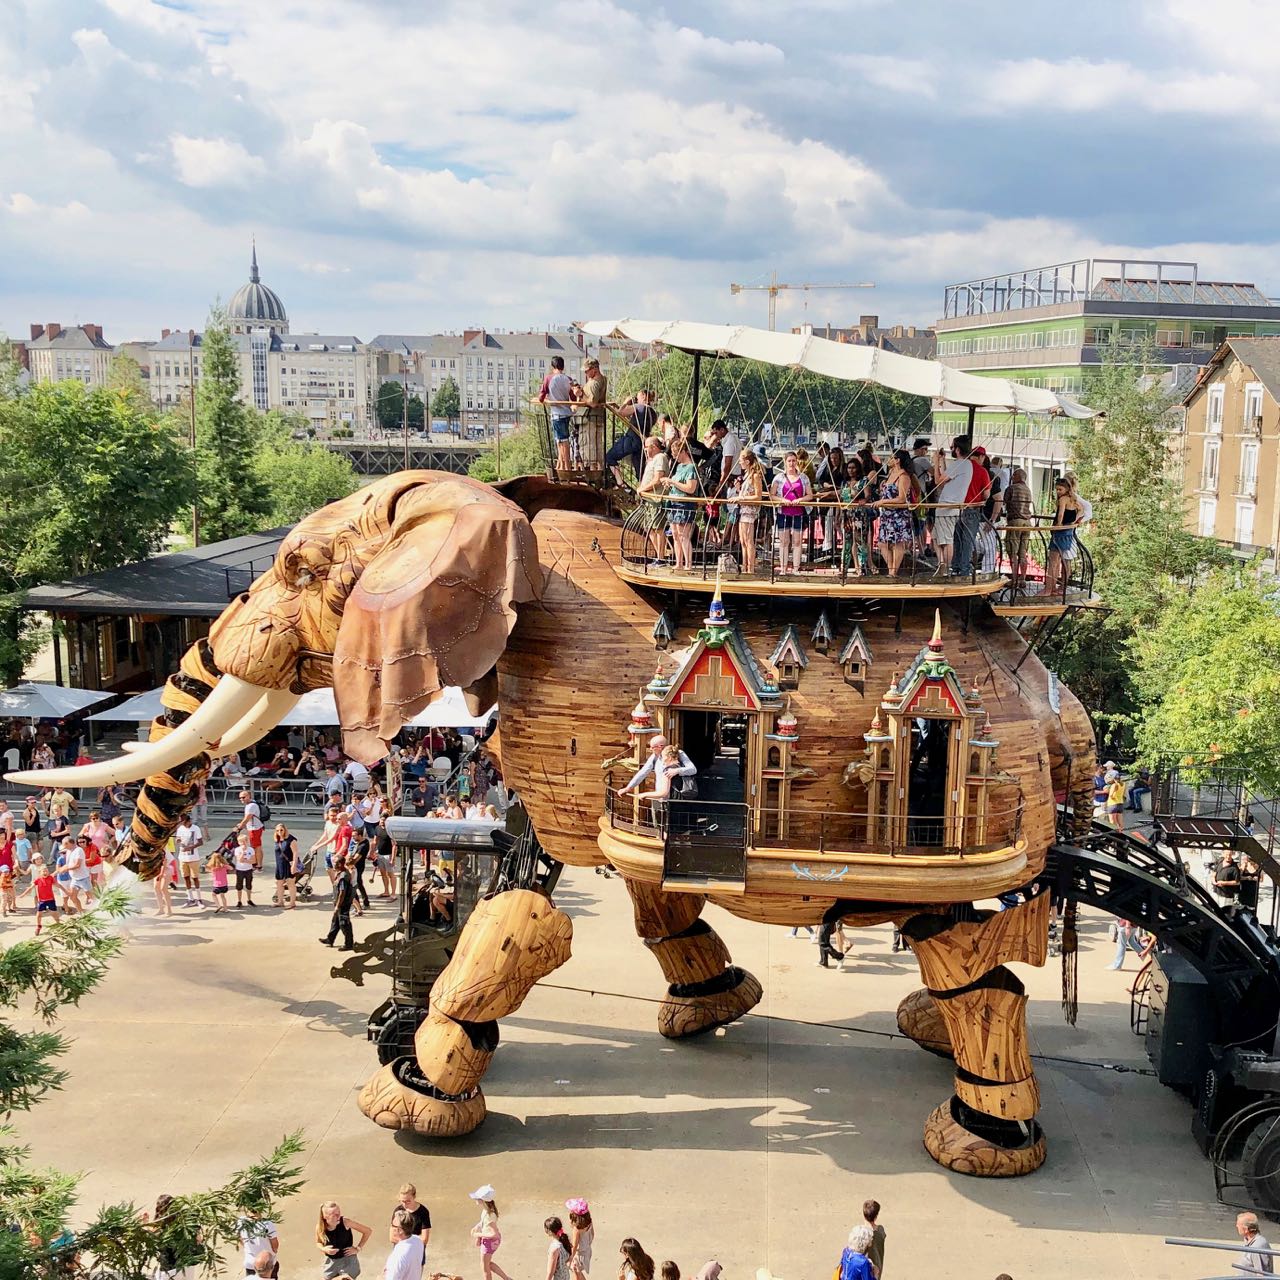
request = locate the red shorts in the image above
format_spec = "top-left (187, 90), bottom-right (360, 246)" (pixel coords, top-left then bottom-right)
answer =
top-left (248, 828), bottom-right (263, 849)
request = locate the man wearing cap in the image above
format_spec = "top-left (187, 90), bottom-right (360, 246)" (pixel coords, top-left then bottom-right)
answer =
top-left (607, 388), bottom-right (654, 488)
top-left (574, 357), bottom-right (608, 469)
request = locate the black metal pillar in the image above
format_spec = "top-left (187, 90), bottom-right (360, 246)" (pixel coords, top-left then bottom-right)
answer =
top-left (690, 352), bottom-right (702, 436)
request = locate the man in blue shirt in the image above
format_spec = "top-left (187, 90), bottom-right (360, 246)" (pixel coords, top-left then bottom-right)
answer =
top-left (838, 1225), bottom-right (876, 1280)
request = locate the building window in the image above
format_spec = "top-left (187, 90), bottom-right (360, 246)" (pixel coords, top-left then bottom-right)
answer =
top-left (1236, 502), bottom-right (1256, 545)
top-left (1192, 331), bottom-right (1206, 345)
top-left (1198, 496), bottom-right (1217, 537)
top-left (1239, 440), bottom-right (1259, 497)
top-left (1156, 329), bottom-right (1184, 347)
top-left (1202, 437), bottom-right (1220, 491)
top-left (1207, 385), bottom-right (1224, 434)
top-left (1243, 383), bottom-right (1264, 434)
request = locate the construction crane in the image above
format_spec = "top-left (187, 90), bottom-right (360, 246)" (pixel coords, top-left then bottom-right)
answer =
top-left (729, 271), bottom-right (876, 331)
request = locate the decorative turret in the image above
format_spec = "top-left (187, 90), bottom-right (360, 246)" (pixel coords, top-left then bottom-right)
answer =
top-left (838, 623), bottom-right (874, 691)
top-left (652, 610), bottom-right (677, 650)
top-left (811, 609), bottom-right (834, 654)
top-left (769, 624), bottom-right (808, 690)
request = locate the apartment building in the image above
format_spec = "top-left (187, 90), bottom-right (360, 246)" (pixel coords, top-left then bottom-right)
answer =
top-left (1182, 338), bottom-right (1280, 564)
top-left (25, 322), bottom-right (114, 387)
top-left (933, 259), bottom-right (1280, 492)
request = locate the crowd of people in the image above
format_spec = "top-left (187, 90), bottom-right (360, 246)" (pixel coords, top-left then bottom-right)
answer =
top-left (603, 405), bottom-right (1093, 586)
top-left (146, 1184), bottom-right (892, 1280)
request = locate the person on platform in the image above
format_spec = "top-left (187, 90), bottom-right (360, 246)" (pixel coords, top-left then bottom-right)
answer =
top-left (659, 438), bottom-right (701, 571)
top-left (574, 357), bottom-right (608, 469)
top-left (1001, 468), bottom-right (1035, 584)
top-left (319, 853), bottom-right (355, 951)
top-left (932, 439), bottom-right (973, 576)
top-left (736, 448), bottom-right (765, 573)
top-left (837, 1225), bottom-right (877, 1280)
top-left (771, 451), bottom-right (813, 574)
top-left (1235, 1211), bottom-right (1275, 1275)
top-left (877, 450), bottom-right (918, 577)
top-left (608, 388), bottom-right (656, 487)
top-left (539, 356), bottom-right (574, 472)
top-left (1044, 476), bottom-right (1082, 597)
top-left (618, 736), bottom-right (697, 800)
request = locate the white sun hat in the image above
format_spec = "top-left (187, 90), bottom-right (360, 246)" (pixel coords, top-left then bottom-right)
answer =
top-left (469, 1185), bottom-right (496, 1201)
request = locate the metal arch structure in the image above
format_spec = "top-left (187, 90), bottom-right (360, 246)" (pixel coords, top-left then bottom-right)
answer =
top-left (1040, 828), bottom-right (1280, 1018)
top-left (325, 439), bottom-right (484, 477)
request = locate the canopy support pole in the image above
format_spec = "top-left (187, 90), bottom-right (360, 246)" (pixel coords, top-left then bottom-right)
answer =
top-left (690, 352), bottom-right (702, 434)
top-left (966, 405), bottom-right (976, 437)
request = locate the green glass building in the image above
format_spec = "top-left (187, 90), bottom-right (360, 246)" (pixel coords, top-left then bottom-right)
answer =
top-left (932, 258), bottom-right (1280, 493)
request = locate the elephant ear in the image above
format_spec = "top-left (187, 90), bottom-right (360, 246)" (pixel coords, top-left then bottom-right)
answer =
top-left (332, 477), bottom-right (542, 762)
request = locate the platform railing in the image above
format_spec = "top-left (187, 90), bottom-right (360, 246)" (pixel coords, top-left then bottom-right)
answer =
top-left (604, 775), bottom-right (1023, 857)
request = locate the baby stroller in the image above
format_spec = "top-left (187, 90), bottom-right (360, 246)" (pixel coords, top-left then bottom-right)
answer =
top-left (293, 847), bottom-right (318, 902)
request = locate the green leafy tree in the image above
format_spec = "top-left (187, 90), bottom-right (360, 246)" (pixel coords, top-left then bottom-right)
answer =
top-left (195, 308), bottom-right (271, 541)
top-left (1040, 338), bottom-right (1229, 750)
top-left (433, 376), bottom-right (460, 429)
top-left (105, 352), bottom-right (149, 405)
top-left (407, 393), bottom-right (425, 431)
top-left (0, 888), bottom-right (305, 1279)
top-left (255, 413), bottom-right (359, 526)
top-left (0, 380), bottom-right (193, 683)
top-left (375, 380), bottom-right (405, 432)
top-left (1132, 567), bottom-right (1280, 791)
top-left (468, 424), bottom-right (546, 483)
top-left (609, 349), bottom-right (929, 442)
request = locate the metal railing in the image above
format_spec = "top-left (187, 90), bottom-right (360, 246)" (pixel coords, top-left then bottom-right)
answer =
top-left (604, 776), bottom-right (1023, 857)
top-left (620, 494), bottom-right (1095, 603)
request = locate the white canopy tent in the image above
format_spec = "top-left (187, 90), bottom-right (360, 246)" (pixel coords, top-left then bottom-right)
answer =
top-left (87, 686), bottom-right (167, 722)
top-left (408, 686), bottom-right (497, 730)
top-left (274, 686), bottom-right (496, 730)
top-left (0, 682), bottom-right (112, 720)
top-left (579, 318), bottom-right (1097, 418)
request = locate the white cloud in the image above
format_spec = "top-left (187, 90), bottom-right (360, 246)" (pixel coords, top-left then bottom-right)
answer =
top-left (169, 134), bottom-right (267, 188)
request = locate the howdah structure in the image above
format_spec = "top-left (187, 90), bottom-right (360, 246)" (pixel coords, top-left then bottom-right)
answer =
top-left (12, 320), bottom-right (1102, 1178)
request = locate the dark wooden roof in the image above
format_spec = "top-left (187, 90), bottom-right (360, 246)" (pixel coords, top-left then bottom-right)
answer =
top-left (24, 529), bottom-right (290, 618)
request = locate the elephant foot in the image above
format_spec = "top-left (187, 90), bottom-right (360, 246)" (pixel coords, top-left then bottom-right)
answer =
top-left (357, 1060), bottom-right (487, 1137)
top-left (658, 966), bottom-right (762, 1038)
top-left (922, 1097), bottom-right (1046, 1177)
top-left (896, 987), bottom-right (953, 1058)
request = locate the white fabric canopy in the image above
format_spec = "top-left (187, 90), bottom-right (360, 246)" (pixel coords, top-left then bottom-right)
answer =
top-left (275, 686), bottom-right (497, 730)
top-left (580, 318), bottom-right (1097, 417)
top-left (0, 682), bottom-right (112, 719)
top-left (87, 686), bottom-right (167, 722)
top-left (408, 687), bottom-right (498, 729)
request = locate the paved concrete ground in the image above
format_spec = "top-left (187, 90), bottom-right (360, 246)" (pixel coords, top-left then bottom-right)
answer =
top-left (7, 819), bottom-right (1245, 1280)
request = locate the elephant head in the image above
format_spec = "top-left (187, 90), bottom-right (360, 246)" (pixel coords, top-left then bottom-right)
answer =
top-left (8, 471), bottom-right (543, 790)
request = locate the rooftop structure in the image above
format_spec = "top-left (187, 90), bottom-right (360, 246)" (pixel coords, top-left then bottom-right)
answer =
top-left (791, 315), bottom-right (936, 360)
top-left (227, 241), bottom-right (288, 335)
top-left (932, 258), bottom-right (1280, 490)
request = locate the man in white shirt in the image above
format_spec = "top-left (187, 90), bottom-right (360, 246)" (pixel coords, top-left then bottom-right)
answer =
top-left (384, 1211), bottom-right (426, 1280)
top-left (344, 757), bottom-right (372, 792)
top-left (1236, 1211), bottom-right (1275, 1275)
top-left (233, 790), bottom-right (264, 857)
top-left (932, 440), bottom-right (974, 576)
top-left (237, 1214), bottom-right (279, 1277)
top-left (175, 814), bottom-right (205, 908)
top-left (618, 735), bottom-right (697, 795)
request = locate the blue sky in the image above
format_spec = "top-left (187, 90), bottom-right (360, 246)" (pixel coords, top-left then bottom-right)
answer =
top-left (2, 0), bottom-right (1275, 341)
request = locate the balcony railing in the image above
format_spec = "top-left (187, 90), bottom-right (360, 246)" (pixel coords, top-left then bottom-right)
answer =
top-left (604, 777), bottom-right (1023, 858)
top-left (1235, 474), bottom-right (1259, 499)
top-left (1198, 470), bottom-right (1219, 492)
top-left (619, 495), bottom-right (1095, 605)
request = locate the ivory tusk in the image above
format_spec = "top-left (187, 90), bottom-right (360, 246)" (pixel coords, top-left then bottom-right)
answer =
top-left (5, 676), bottom-right (271, 788)
top-left (118, 689), bottom-right (300, 756)
top-left (211, 688), bottom-right (302, 755)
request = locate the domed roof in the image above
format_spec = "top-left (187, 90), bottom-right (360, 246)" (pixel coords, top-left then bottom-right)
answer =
top-left (227, 242), bottom-right (287, 331)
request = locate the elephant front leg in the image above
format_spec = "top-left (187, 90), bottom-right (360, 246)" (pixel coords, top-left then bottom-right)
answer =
top-left (358, 888), bottom-right (571, 1137)
top-left (625, 878), bottom-right (762, 1037)
top-left (902, 892), bottom-right (1050, 1177)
